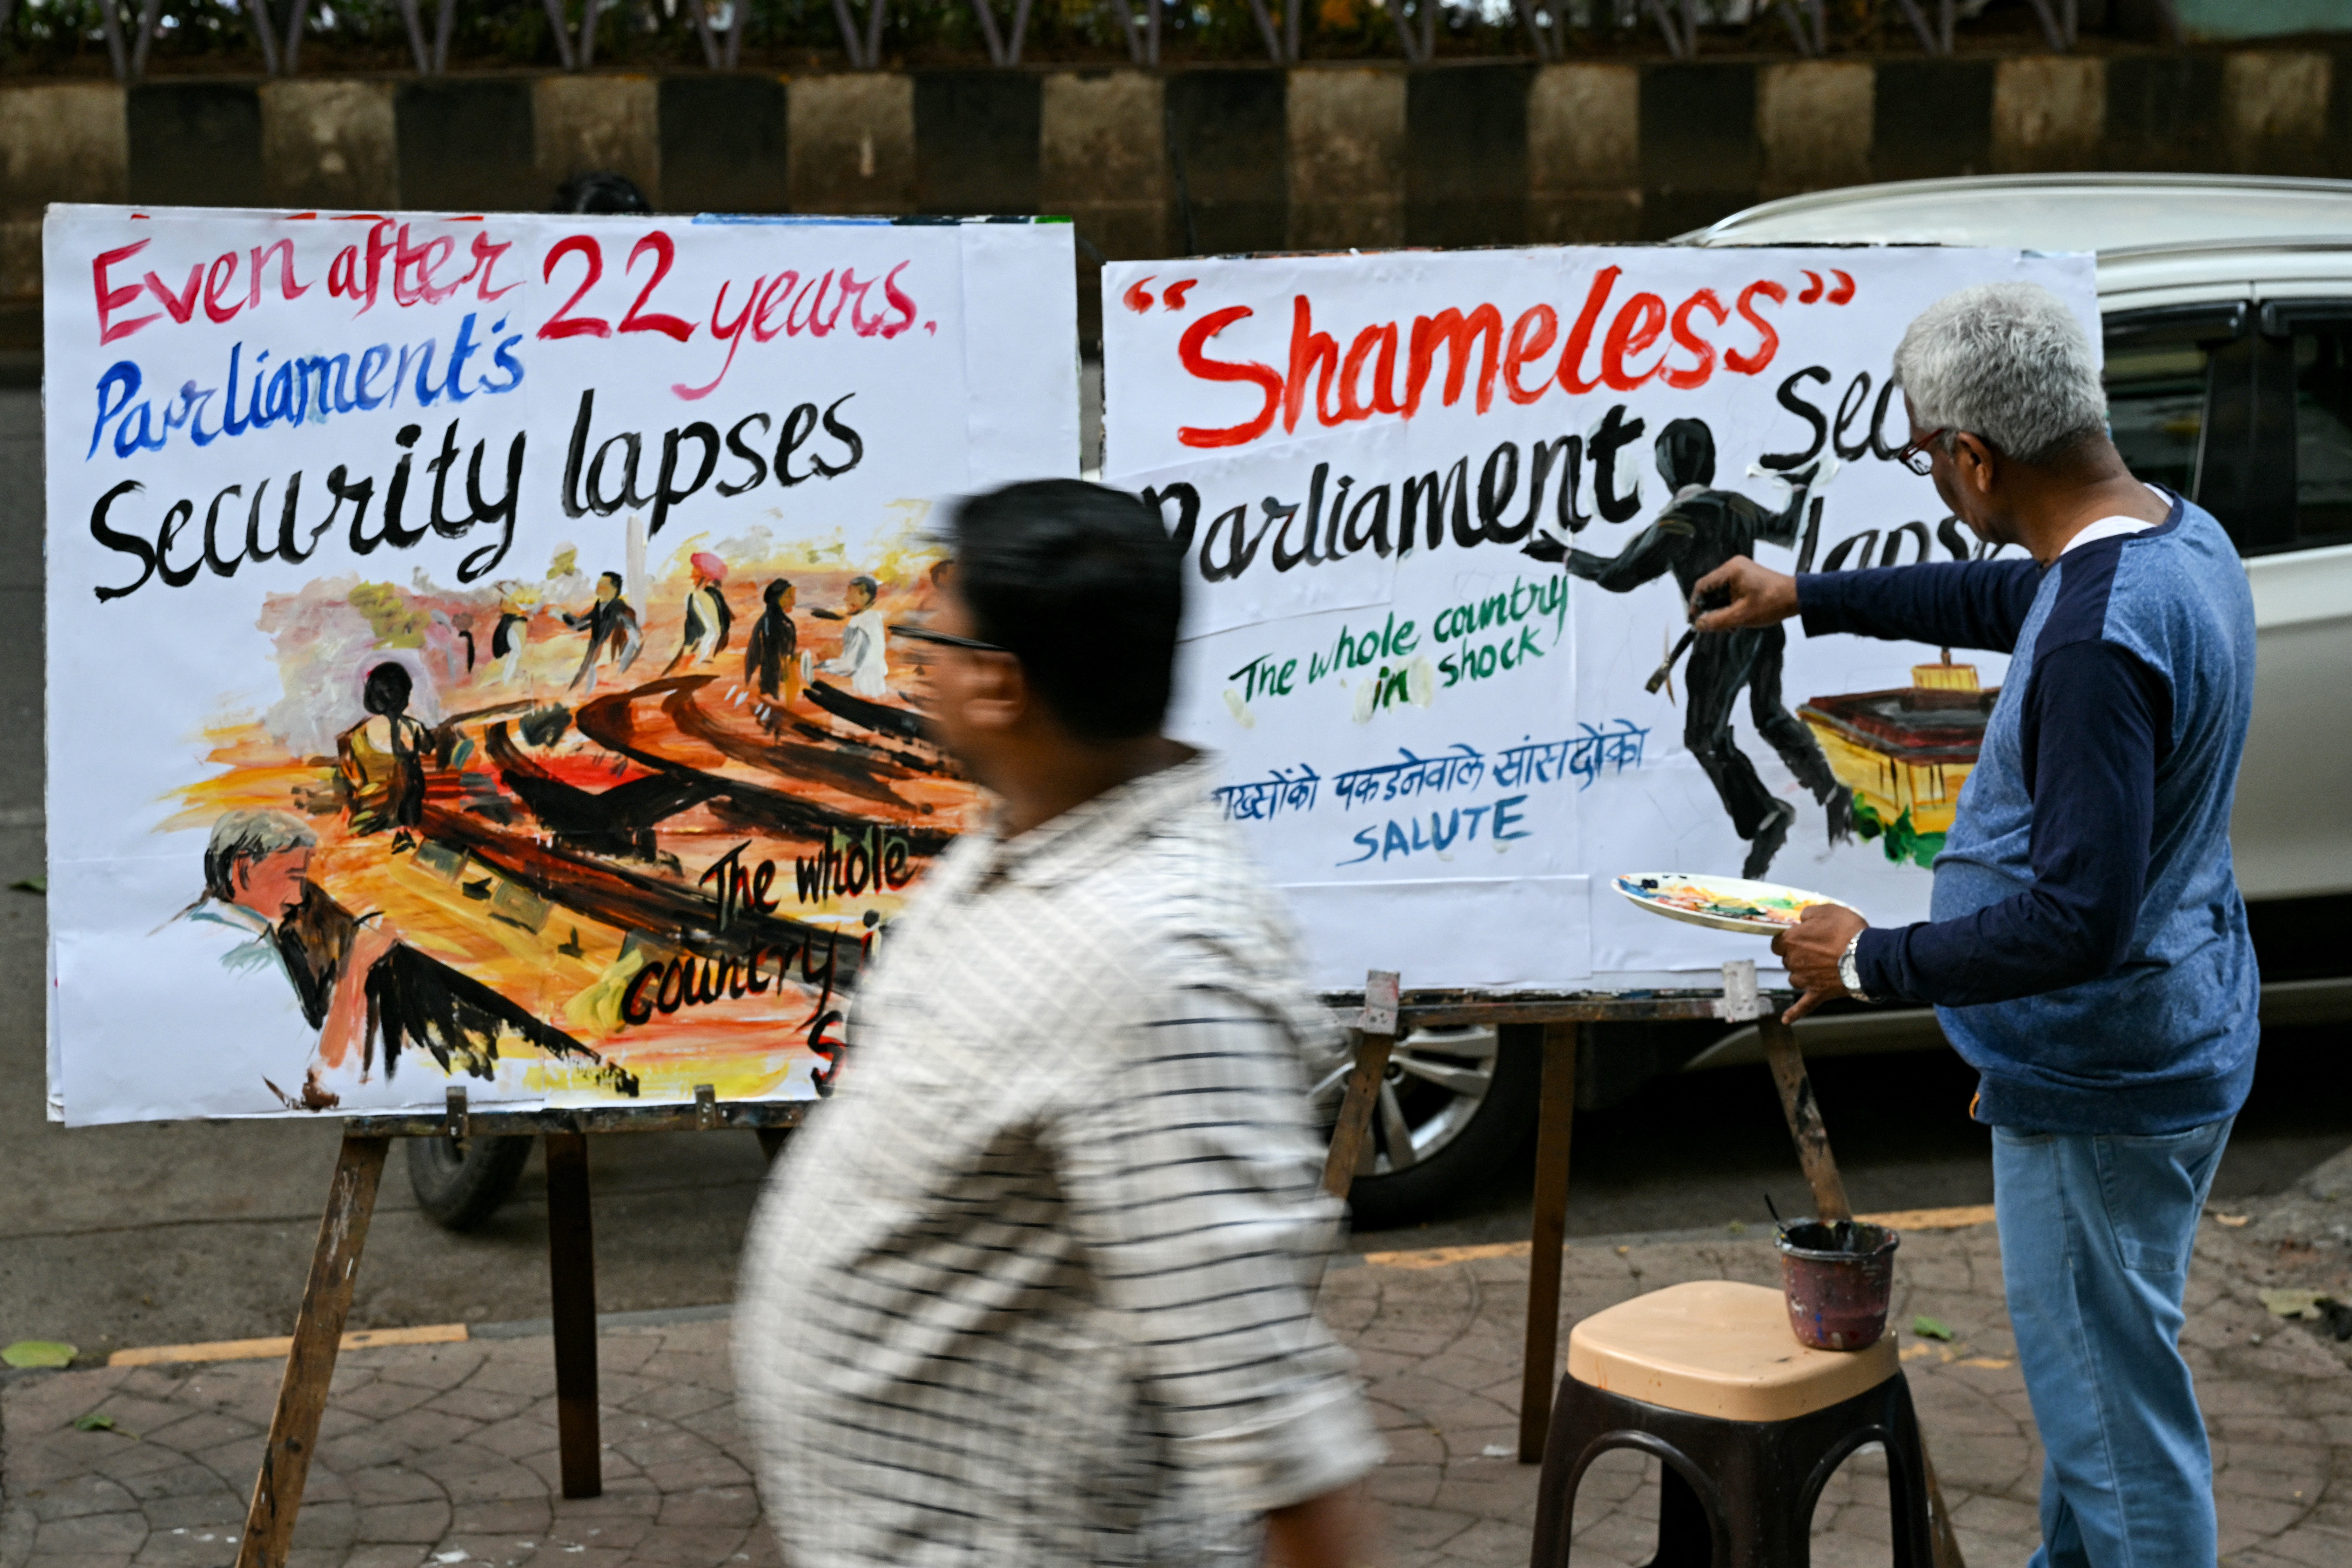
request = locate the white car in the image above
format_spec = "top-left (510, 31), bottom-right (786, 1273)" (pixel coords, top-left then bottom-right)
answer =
top-left (1339, 176), bottom-right (2352, 1225)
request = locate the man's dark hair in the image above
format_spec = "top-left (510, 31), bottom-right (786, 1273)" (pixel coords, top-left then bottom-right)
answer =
top-left (948, 480), bottom-right (1182, 742)
top-left (1655, 418), bottom-right (1716, 489)
top-left (600, 571), bottom-right (624, 592)
top-left (554, 172), bottom-right (652, 216)
top-left (361, 661), bottom-right (412, 717)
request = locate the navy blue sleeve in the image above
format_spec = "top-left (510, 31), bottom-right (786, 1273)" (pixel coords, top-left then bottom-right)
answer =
top-left (1854, 639), bottom-right (2171, 1007)
top-left (1796, 558), bottom-right (2044, 653)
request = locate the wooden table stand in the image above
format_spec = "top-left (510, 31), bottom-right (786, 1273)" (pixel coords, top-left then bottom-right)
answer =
top-left (1318, 962), bottom-right (1963, 1561)
top-left (1313, 975), bottom-right (1732, 1464)
top-left (233, 1096), bottom-right (805, 1568)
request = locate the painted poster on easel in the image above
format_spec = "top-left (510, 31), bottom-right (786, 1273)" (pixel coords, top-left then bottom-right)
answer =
top-left (1101, 246), bottom-right (2096, 990)
top-left (47, 205), bottom-right (1078, 1125)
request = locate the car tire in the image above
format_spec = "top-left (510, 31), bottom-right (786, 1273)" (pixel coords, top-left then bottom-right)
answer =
top-left (406, 1133), bottom-right (533, 1232)
top-left (1329, 1022), bottom-right (1542, 1230)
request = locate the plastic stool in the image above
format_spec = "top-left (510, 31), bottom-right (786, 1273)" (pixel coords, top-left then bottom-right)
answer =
top-left (1528, 1279), bottom-right (1934, 1568)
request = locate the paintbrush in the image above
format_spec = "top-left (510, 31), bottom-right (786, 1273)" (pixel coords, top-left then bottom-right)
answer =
top-left (1645, 629), bottom-right (1694, 694)
top-left (1644, 587), bottom-right (1730, 693)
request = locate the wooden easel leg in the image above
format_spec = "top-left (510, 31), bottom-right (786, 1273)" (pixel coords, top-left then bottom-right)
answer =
top-left (236, 1132), bottom-right (390, 1568)
top-left (1518, 1021), bottom-right (1578, 1463)
top-left (544, 1130), bottom-right (602, 1501)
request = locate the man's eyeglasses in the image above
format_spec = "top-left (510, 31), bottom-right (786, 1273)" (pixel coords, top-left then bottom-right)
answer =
top-left (1893, 428), bottom-right (1951, 477)
top-left (895, 624), bottom-right (1009, 654)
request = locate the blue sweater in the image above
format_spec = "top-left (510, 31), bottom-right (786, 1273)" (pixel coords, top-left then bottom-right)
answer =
top-left (1797, 494), bottom-right (2259, 1135)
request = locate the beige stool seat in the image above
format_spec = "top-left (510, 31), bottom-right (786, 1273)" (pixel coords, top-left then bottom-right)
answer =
top-left (1566, 1279), bottom-right (1898, 1423)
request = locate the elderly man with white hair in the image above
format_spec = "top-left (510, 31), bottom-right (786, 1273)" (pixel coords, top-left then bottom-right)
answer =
top-left (1696, 281), bottom-right (2257, 1568)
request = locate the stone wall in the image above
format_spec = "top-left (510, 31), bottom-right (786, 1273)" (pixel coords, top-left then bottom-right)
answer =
top-left (3, 49), bottom-right (2349, 348)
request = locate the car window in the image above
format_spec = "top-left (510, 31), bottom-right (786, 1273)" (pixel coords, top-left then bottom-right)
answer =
top-left (2106, 338), bottom-right (2212, 500)
top-left (2292, 329), bottom-right (2352, 547)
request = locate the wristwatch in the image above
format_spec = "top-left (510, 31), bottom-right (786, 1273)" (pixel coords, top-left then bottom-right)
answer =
top-left (1838, 932), bottom-right (1873, 1004)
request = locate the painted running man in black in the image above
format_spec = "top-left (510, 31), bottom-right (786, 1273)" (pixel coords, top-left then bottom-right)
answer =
top-left (1564, 417), bottom-right (1849, 878)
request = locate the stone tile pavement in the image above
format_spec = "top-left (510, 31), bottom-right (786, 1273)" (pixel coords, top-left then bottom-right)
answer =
top-left (1327, 1217), bottom-right (2352, 1568)
top-left (6, 1216), bottom-right (2349, 1567)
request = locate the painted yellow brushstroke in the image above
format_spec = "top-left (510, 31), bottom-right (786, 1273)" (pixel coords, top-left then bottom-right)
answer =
top-left (108, 1323), bottom-right (467, 1367)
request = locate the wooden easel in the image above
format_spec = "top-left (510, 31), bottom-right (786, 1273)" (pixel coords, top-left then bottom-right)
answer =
top-left (234, 1089), bottom-right (805, 1568)
top-left (1319, 961), bottom-right (1966, 1568)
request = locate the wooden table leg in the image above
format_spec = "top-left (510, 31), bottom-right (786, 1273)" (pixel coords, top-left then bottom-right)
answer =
top-left (544, 1130), bottom-right (601, 1501)
top-left (1321, 970), bottom-right (1400, 1199)
top-left (1518, 1021), bottom-right (1578, 1463)
top-left (236, 1132), bottom-right (390, 1568)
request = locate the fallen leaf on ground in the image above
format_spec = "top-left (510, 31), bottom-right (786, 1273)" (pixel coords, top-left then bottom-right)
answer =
top-left (2260, 1288), bottom-right (2326, 1320)
top-left (8, 876), bottom-right (42, 895)
top-left (72, 1412), bottom-right (138, 1439)
top-left (1911, 1315), bottom-right (1954, 1341)
top-left (2213, 1213), bottom-right (2251, 1228)
top-left (2, 1340), bottom-right (75, 1368)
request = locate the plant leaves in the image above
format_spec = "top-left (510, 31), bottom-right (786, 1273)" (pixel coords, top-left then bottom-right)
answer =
top-left (72, 1411), bottom-right (137, 1438)
top-left (1910, 1315), bottom-right (1954, 1342)
top-left (2, 1340), bottom-right (76, 1368)
top-left (2260, 1288), bottom-right (2325, 1321)
top-left (9, 876), bottom-right (44, 895)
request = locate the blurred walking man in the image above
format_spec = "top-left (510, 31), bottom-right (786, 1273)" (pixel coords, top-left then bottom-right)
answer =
top-left (738, 480), bottom-right (1380, 1568)
top-left (1697, 283), bottom-right (2258, 1568)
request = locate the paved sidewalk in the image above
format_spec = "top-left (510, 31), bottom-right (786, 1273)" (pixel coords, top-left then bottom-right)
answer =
top-left (5, 1217), bottom-right (2349, 1567)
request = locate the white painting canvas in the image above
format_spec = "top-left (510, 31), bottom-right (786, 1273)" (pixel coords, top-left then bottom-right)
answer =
top-left (46, 205), bottom-right (1077, 1125)
top-left (1101, 245), bottom-right (2097, 990)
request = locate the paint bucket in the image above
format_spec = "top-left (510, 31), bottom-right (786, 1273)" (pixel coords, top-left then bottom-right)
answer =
top-left (1776, 1220), bottom-right (1899, 1352)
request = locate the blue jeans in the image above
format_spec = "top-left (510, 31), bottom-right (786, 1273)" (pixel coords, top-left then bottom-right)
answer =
top-left (1992, 1117), bottom-right (2234, 1568)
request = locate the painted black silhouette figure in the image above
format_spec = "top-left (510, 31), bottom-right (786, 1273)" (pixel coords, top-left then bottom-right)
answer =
top-left (1564, 418), bottom-right (1849, 879)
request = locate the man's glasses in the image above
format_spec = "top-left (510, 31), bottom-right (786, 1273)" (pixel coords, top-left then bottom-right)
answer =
top-left (895, 624), bottom-right (1009, 654)
top-left (1893, 428), bottom-right (1951, 477)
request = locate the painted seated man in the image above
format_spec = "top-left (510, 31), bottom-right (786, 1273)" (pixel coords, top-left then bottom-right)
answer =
top-left (814, 575), bottom-right (890, 700)
top-left (338, 661), bottom-right (435, 842)
top-left (154, 810), bottom-right (398, 1113)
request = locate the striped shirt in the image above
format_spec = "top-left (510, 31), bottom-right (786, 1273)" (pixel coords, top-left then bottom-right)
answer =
top-left (736, 752), bottom-right (1382, 1567)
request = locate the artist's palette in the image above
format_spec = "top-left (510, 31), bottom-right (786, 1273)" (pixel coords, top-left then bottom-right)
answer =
top-left (1613, 873), bottom-right (1855, 936)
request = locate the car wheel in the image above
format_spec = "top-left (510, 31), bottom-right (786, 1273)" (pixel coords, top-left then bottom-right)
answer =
top-left (406, 1133), bottom-right (533, 1232)
top-left (1314, 1022), bottom-right (1541, 1229)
